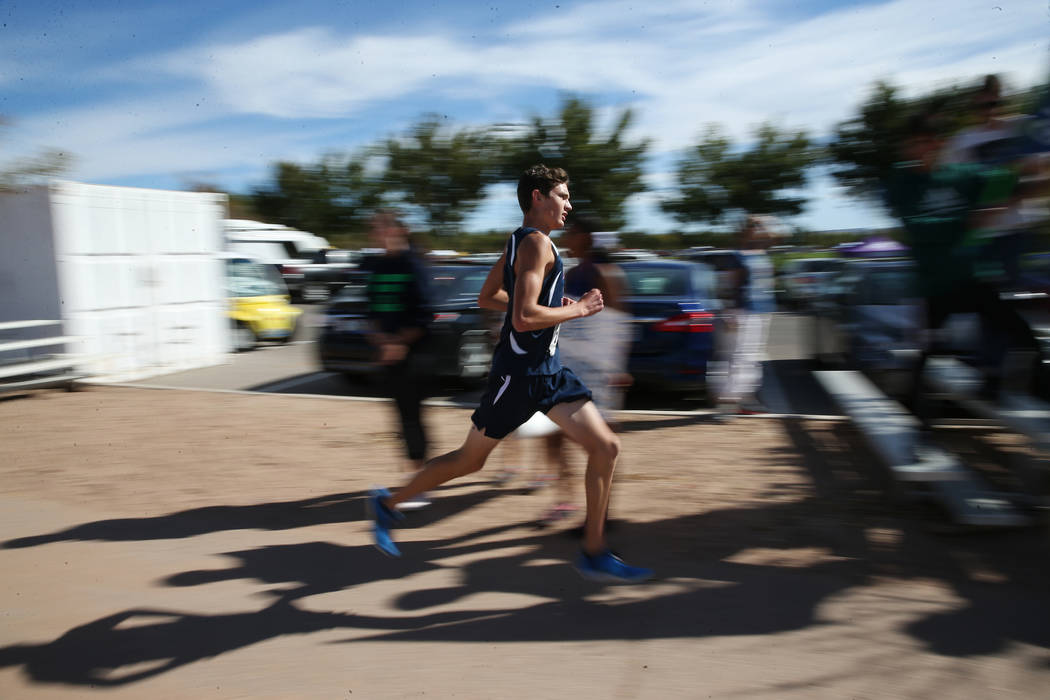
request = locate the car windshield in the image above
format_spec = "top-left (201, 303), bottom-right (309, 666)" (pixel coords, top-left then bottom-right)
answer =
top-left (428, 266), bottom-right (489, 303)
top-left (624, 266), bottom-right (692, 297)
top-left (226, 260), bottom-right (285, 297)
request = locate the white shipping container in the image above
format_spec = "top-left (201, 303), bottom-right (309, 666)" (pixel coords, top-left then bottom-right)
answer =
top-left (0, 180), bottom-right (231, 381)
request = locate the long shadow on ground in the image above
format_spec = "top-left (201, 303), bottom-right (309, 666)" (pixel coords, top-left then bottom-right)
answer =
top-left (2, 418), bottom-right (1048, 689)
top-left (1, 483), bottom-right (505, 549)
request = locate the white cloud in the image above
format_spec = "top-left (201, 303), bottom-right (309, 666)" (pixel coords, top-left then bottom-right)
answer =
top-left (166, 29), bottom-right (475, 118)
top-left (158, 26), bottom-right (657, 119)
top-left (10, 92), bottom-right (327, 186)
top-left (147, 0), bottom-right (1045, 155)
top-left (5, 0), bottom-right (1046, 231)
top-left (503, 0), bottom-right (765, 42)
top-left (623, 0), bottom-right (1048, 152)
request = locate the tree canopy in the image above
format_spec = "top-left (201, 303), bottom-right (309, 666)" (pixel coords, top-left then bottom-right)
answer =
top-left (382, 116), bottom-right (499, 236)
top-left (242, 73), bottom-right (1043, 243)
top-left (662, 122), bottom-right (815, 228)
top-left (251, 156), bottom-right (382, 239)
top-left (499, 96), bottom-right (650, 230)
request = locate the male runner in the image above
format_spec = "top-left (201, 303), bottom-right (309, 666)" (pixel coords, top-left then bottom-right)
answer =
top-left (368, 164), bottom-right (652, 582)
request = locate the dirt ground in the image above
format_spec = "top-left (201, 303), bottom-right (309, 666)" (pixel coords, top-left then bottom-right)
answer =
top-left (0, 385), bottom-right (1048, 699)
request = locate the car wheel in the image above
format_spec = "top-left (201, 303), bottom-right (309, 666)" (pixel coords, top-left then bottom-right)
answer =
top-left (233, 322), bottom-right (256, 352)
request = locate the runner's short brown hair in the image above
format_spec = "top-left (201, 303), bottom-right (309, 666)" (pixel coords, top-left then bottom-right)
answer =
top-left (517, 164), bottom-right (569, 213)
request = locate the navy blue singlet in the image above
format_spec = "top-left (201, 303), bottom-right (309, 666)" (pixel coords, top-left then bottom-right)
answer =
top-left (489, 227), bottom-right (565, 377)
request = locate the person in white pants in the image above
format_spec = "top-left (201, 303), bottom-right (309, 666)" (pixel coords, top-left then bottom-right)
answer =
top-left (719, 215), bottom-right (778, 415)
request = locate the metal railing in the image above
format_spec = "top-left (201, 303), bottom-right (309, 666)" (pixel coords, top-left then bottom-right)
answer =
top-left (0, 320), bottom-right (85, 393)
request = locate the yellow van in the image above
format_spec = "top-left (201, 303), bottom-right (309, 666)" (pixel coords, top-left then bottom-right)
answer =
top-left (225, 256), bottom-right (302, 351)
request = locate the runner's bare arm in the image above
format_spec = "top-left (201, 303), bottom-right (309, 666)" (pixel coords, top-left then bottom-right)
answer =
top-left (595, 263), bottom-right (629, 312)
top-left (512, 232), bottom-right (604, 332)
top-left (477, 252), bottom-right (509, 311)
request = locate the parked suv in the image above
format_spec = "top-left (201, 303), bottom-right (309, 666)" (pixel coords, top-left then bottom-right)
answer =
top-left (318, 262), bottom-right (496, 385)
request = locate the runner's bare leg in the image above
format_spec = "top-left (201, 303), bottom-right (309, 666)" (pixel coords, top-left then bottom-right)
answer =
top-left (385, 426), bottom-right (500, 509)
top-left (546, 399), bottom-right (619, 554)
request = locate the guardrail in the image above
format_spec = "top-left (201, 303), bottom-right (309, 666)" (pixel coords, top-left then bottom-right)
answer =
top-left (0, 320), bottom-right (85, 393)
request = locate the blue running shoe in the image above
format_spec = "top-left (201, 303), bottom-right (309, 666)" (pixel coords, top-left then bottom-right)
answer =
top-left (367, 488), bottom-right (404, 557)
top-left (575, 549), bottom-right (653, 583)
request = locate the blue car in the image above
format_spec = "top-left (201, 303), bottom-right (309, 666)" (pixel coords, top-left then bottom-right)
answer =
top-left (619, 259), bottom-right (722, 396)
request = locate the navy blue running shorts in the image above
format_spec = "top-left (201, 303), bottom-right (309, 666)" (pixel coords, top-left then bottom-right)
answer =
top-left (471, 367), bottom-right (592, 439)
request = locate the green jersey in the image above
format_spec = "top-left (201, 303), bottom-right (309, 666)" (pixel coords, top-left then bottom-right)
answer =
top-left (883, 162), bottom-right (1017, 297)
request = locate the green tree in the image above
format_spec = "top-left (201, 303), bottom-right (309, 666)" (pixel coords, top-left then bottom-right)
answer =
top-left (499, 96), bottom-right (650, 230)
top-left (382, 116), bottom-right (499, 236)
top-left (251, 155), bottom-right (382, 239)
top-left (662, 122), bottom-right (815, 227)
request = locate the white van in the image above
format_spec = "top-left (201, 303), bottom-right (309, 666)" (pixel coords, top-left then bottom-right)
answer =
top-left (223, 219), bottom-right (331, 301)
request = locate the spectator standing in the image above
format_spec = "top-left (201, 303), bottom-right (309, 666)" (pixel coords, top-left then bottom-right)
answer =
top-left (718, 215), bottom-right (777, 416)
top-left (363, 210), bottom-right (433, 510)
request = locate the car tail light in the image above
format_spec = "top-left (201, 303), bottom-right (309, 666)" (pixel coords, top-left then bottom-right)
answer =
top-left (433, 312), bottom-right (461, 322)
top-left (652, 311), bottom-right (714, 333)
top-left (281, 264), bottom-right (301, 275)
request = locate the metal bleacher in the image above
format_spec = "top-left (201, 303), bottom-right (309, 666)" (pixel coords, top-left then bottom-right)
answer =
top-left (816, 369), bottom-right (1033, 528)
top-left (0, 320), bottom-right (85, 393)
top-left (924, 355), bottom-right (1050, 501)
top-left (924, 356), bottom-right (1050, 450)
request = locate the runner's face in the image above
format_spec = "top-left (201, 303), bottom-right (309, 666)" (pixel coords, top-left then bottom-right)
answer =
top-left (535, 183), bottom-right (572, 231)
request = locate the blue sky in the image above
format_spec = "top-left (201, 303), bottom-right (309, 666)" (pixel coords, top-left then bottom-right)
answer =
top-left (2, 0), bottom-right (1046, 234)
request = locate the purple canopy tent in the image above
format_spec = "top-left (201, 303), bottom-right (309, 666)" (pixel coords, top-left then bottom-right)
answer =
top-left (841, 236), bottom-right (909, 258)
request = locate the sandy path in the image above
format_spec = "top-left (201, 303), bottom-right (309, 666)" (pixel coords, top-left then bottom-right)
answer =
top-left (1, 386), bottom-right (1047, 699)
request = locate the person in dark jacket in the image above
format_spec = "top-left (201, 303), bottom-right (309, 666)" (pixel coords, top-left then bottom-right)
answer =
top-left (362, 210), bottom-right (433, 509)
